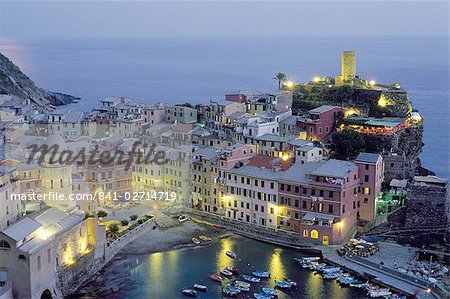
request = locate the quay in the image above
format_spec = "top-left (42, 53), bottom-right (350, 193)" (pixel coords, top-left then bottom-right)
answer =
top-left (184, 208), bottom-right (446, 299)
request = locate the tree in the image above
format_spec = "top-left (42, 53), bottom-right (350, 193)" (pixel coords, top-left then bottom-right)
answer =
top-left (120, 220), bottom-right (129, 226)
top-left (129, 214), bottom-right (138, 221)
top-left (97, 210), bottom-right (107, 218)
top-left (109, 223), bottom-right (119, 233)
top-left (273, 72), bottom-right (287, 90)
top-left (329, 129), bottom-right (366, 160)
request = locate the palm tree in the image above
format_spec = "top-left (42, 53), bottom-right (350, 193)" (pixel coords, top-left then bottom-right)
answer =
top-left (273, 72), bottom-right (287, 90)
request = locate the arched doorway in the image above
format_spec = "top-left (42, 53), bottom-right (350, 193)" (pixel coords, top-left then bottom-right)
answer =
top-left (40, 289), bottom-right (52, 299)
top-left (311, 230), bottom-right (319, 239)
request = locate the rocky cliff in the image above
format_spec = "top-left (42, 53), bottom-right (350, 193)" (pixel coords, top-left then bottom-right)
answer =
top-left (0, 52), bottom-right (80, 110)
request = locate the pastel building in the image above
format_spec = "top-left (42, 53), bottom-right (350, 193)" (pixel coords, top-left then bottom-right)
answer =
top-left (278, 160), bottom-right (361, 245)
top-left (164, 105), bottom-right (197, 124)
top-left (355, 153), bottom-right (384, 221)
top-left (297, 105), bottom-right (343, 141)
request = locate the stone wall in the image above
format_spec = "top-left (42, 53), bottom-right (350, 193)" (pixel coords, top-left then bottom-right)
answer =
top-left (56, 219), bottom-right (155, 297)
top-left (405, 184), bottom-right (448, 227)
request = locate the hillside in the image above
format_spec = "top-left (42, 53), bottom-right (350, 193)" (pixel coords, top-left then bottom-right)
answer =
top-left (0, 52), bottom-right (80, 110)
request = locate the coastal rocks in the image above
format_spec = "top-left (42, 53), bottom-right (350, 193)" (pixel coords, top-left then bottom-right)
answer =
top-left (397, 260), bottom-right (449, 281)
top-left (0, 52), bottom-right (80, 110)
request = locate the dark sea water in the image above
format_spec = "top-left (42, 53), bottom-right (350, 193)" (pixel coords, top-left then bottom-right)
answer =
top-left (79, 235), bottom-right (364, 299)
top-left (0, 36), bottom-right (448, 177)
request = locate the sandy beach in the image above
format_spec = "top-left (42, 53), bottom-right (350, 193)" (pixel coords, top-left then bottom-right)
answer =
top-left (118, 220), bottom-right (231, 256)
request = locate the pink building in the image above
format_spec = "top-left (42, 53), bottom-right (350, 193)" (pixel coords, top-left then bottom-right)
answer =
top-left (297, 105), bottom-right (343, 141)
top-left (278, 160), bottom-right (360, 245)
top-left (355, 153), bottom-right (384, 221)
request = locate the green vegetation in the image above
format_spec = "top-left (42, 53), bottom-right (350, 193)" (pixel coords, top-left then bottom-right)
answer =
top-left (120, 220), bottom-right (129, 226)
top-left (273, 72), bottom-right (287, 90)
top-left (329, 129), bottom-right (366, 160)
top-left (97, 210), bottom-right (108, 218)
top-left (292, 84), bottom-right (411, 117)
top-left (129, 214), bottom-right (138, 221)
top-left (109, 223), bottom-right (119, 233)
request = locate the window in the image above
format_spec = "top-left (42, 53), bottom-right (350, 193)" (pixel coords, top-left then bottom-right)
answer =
top-left (353, 201), bottom-right (356, 209)
top-left (37, 256), bottom-right (42, 271)
top-left (47, 248), bottom-right (51, 263)
top-left (328, 191), bottom-right (333, 198)
top-left (365, 164), bottom-right (369, 170)
top-left (328, 204), bottom-right (334, 213)
top-left (303, 230), bottom-right (309, 237)
top-left (365, 175), bottom-right (369, 182)
top-left (302, 201), bottom-right (307, 209)
top-left (0, 240), bottom-right (10, 249)
top-left (342, 205), bottom-right (346, 213)
top-left (18, 254), bottom-right (26, 261)
top-left (364, 187), bottom-right (370, 195)
top-left (311, 230), bottom-right (319, 239)
top-left (364, 198), bottom-right (369, 204)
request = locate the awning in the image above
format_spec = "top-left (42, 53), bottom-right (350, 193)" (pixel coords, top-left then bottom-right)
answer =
top-left (302, 212), bottom-right (336, 222)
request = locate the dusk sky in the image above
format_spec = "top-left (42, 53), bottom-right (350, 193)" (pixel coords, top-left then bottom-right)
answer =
top-left (0, 1), bottom-right (448, 38)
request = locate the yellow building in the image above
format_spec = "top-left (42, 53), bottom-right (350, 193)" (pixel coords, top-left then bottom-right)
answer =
top-left (336, 50), bottom-right (357, 86)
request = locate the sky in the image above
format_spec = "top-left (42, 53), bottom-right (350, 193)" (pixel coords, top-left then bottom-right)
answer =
top-left (0, 1), bottom-right (448, 38)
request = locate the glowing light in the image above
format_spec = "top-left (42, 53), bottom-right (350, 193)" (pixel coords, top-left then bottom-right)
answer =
top-left (369, 80), bottom-right (376, 86)
top-left (426, 288), bottom-right (432, 294)
top-left (313, 76), bottom-right (321, 83)
top-left (273, 205), bottom-right (280, 215)
top-left (378, 96), bottom-right (388, 107)
top-left (281, 153), bottom-right (290, 161)
top-left (411, 112), bottom-right (422, 122)
top-left (35, 227), bottom-right (55, 240)
top-left (285, 81), bottom-right (294, 88)
top-left (345, 108), bottom-right (358, 117)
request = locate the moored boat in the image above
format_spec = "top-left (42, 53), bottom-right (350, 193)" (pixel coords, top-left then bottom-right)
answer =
top-left (191, 237), bottom-right (200, 245)
top-left (274, 280), bottom-right (292, 289)
top-left (181, 289), bottom-right (197, 297)
top-left (283, 277), bottom-right (297, 287)
top-left (209, 273), bottom-right (223, 282)
top-left (252, 270), bottom-right (270, 278)
top-left (225, 266), bottom-right (239, 274)
top-left (198, 235), bottom-right (211, 241)
top-left (243, 274), bottom-right (261, 283)
top-left (220, 269), bottom-right (233, 276)
top-left (322, 272), bottom-right (342, 279)
top-left (254, 292), bottom-right (274, 299)
top-left (193, 283), bottom-right (207, 291)
top-left (234, 280), bottom-right (251, 289)
top-left (262, 287), bottom-right (279, 296)
top-left (226, 251), bottom-right (237, 259)
top-left (223, 284), bottom-right (240, 296)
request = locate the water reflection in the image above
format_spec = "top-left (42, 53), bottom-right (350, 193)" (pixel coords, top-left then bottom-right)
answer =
top-left (216, 237), bottom-right (235, 272)
top-left (269, 248), bottom-right (286, 281)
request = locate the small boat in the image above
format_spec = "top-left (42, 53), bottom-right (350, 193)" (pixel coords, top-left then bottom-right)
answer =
top-left (209, 273), bottom-right (223, 282)
top-left (223, 285), bottom-right (240, 296)
top-left (243, 274), bottom-right (261, 283)
top-left (254, 292), bottom-right (274, 299)
top-left (220, 269), bottom-right (233, 276)
top-left (275, 280), bottom-right (293, 289)
top-left (213, 224), bottom-right (226, 229)
top-left (350, 281), bottom-right (370, 289)
top-left (252, 271), bottom-right (270, 278)
top-left (337, 276), bottom-right (360, 285)
top-left (295, 257), bottom-right (320, 263)
top-left (193, 284), bottom-right (207, 291)
top-left (225, 266), bottom-right (239, 274)
top-left (234, 283), bottom-right (250, 292)
top-left (262, 288), bottom-right (279, 296)
top-left (198, 235), bottom-right (211, 241)
top-left (322, 272), bottom-right (342, 279)
top-left (321, 266), bottom-right (341, 273)
top-left (226, 251), bottom-right (237, 259)
top-left (234, 280), bottom-right (251, 289)
top-left (367, 289), bottom-right (392, 297)
top-left (192, 237), bottom-right (200, 245)
top-left (181, 289), bottom-right (197, 297)
top-left (283, 278), bottom-right (297, 287)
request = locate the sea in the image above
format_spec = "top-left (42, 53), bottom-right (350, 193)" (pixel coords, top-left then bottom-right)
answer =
top-left (0, 36), bottom-right (447, 178)
top-left (75, 235), bottom-right (365, 299)
top-left (0, 36), bottom-right (448, 177)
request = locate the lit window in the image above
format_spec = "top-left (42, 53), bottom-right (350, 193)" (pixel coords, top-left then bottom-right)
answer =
top-left (303, 230), bottom-right (308, 237)
top-left (311, 230), bottom-right (319, 239)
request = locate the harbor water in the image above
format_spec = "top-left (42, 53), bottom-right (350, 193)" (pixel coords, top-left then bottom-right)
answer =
top-left (77, 235), bottom-right (365, 298)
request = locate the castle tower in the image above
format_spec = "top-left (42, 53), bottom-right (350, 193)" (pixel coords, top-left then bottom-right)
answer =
top-left (341, 50), bottom-right (356, 81)
top-left (40, 134), bottom-right (75, 212)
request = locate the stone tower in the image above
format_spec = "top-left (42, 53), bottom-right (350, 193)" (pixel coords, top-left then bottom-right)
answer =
top-left (341, 51), bottom-right (356, 81)
top-left (40, 134), bottom-right (75, 212)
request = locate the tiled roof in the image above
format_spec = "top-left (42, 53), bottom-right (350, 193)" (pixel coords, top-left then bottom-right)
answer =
top-left (355, 153), bottom-right (382, 164)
